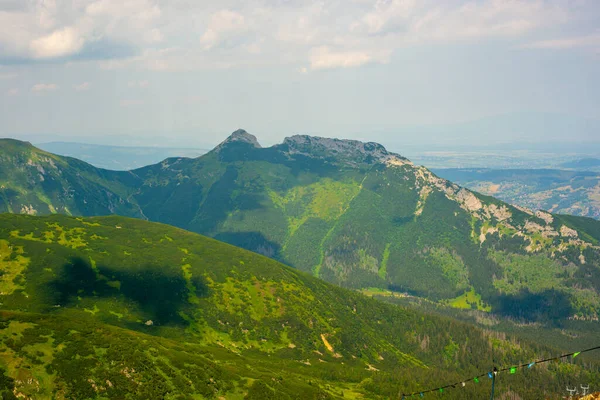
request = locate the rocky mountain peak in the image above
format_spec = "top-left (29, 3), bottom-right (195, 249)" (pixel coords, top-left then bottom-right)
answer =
top-left (281, 135), bottom-right (405, 165)
top-left (215, 129), bottom-right (262, 151)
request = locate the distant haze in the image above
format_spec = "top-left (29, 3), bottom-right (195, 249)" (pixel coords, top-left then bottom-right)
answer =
top-left (13, 112), bottom-right (600, 155)
top-left (37, 142), bottom-right (207, 170)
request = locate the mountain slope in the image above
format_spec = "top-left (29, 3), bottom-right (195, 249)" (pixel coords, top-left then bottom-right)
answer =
top-left (130, 131), bottom-right (600, 323)
top-left (2, 133), bottom-right (600, 324)
top-left (0, 214), bottom-right (597, 399)
top-left (433, 168), bottom-right (600, 220)
top-left (0, 139), bottom-right (143, 217)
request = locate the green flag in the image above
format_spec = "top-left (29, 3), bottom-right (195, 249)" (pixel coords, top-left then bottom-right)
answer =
top-left (573, 352), bottom-right (581, 358)
top-left (510, 367), bottom-right (517, 374)
top-left (474, 377), bottom-right (479, 383)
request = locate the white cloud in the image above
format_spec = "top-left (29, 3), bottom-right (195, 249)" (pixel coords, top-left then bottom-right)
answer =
top-left (147, 28), bottom-right (164, 43)
top-left (74, 82), bottom-right (91, 91)
top-left (355, 0), bottom-right (417, 35)
top-left (85, 0), bottom-right (160, 19)
top-left (523, 33), bottom-right (600, 49)
top-left (31, 83), bottom-right (59, 92)
top-left (348, 0), bottom-right (568, 43)
top-left (0, 0), bottom-right (162, 62)
top-left (0, 0), bottom-right (595, 70)
top-left (200, 10), bottom-right (246, 50)
top-left (407, 1), bottom-right (567, 43)
top-left (29, 26), bottom-right (85, 59)
top-left (6, 88), bottom-right (19, 96)
top-left (309, 46), bottom-right (388, 70)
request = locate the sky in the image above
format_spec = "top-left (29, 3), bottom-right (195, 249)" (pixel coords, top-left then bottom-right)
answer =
top-left (0, 0), bottom-right (599, 148)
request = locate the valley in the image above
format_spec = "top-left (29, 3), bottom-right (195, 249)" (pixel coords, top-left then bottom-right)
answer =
top-left (434, 168), bottom-right (600, 220)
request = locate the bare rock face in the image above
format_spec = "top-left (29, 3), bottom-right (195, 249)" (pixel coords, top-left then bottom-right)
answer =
top-left (560, 225), bottom-right (579, 238)
top-left (283, 135), bottom-right (387, 155)
top-left (524, 220), bottom-right (558, 238)
top-left (535, 210), bottom-right (554, 224)
top-left (455, 188), bottom-right (483, 212)
top-left (215, 129), bottom-right (262, 151)
top-left (281, 135), bottom-right (407, 165)
top-left (20, 204), bottom-right (37, 215)
top-left (487, 204), bottom-right (512, 221)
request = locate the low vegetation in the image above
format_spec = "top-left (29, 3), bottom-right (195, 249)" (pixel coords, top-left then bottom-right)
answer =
top-left (0, 214), bottom-right (597, 398)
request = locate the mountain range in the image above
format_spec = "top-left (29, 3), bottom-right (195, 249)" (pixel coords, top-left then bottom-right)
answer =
top-left (1, 131), bottom-right (600, 327)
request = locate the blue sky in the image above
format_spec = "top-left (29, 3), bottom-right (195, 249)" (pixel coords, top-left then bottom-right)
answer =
top-left (0, 0), bottom-right (599, 148)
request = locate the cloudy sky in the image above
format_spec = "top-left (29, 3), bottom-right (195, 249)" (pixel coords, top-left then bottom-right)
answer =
top-left (0, 0), bottom-right (599, 147)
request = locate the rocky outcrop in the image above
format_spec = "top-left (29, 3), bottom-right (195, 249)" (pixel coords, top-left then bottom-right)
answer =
top-left (214, 129), bottom-right (262, 151)
top-left (560, 225), bottom-right (579, 238)
top-left (535, 210), bottom-right (554, 224)
top-left (281, 135), bottom-right (408, 165)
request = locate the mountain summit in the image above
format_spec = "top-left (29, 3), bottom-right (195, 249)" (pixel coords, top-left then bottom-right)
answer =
top-left (214, 128), bottom-right (262, 151)
top-left (280, 134), bottom-right (405, 165)
top-left (214, 129), bottom-right (406, 165)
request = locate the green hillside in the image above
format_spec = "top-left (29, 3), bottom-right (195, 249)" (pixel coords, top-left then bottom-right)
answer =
top-left (0, 139), bottom-right (142, 218)
top-left (129, 132), bottom-right (600, 324)
top-left (0, 214), bottom-right (597, 399)
top-left (2, 133), bottom-right (600, 326)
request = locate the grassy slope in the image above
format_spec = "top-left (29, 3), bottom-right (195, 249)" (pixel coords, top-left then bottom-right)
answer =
top-left (131, 143), bottom-right (600, 325)
top-left (0, 214), bottom-right (597, 399)
top-left (0, 139), bottom-right (142, 218)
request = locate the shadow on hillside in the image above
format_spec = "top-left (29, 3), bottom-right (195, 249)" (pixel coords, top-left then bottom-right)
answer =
top-left (493, 288), bottom-right (574, 325)
top-left (48, 257), bottom-right (209, 326)
top-left (392, 216), bottom-right (413, 226)
top-left (214, 231), bottom-right (288, 264)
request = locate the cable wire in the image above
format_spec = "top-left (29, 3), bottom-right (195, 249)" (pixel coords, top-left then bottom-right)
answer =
top-left (401, 345), bottom-right (600, 399)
